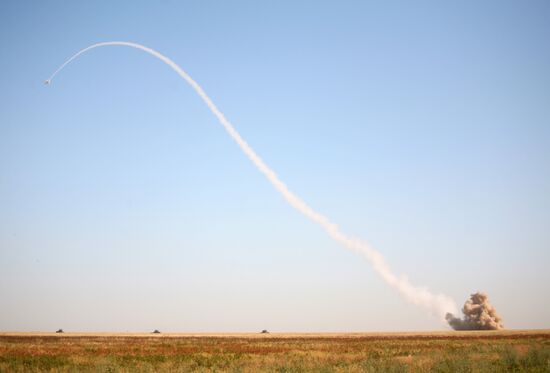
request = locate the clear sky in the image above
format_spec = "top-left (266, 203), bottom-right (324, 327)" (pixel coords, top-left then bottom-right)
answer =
top-left (1, 1), bottom-right (549, 332)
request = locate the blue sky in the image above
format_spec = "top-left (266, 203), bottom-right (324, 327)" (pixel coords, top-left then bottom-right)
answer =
top-left (1, 1), bottom-right (549, 332)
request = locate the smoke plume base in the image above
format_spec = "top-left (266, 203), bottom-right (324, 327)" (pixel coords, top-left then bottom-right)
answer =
top-left (446, 292), bottom-right (503, 330)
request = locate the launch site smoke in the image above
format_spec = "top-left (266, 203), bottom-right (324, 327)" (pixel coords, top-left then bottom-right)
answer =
top-left (47, 41), bottom-right (459, 323)
top-left (446, 292), bottom-right (503, 330)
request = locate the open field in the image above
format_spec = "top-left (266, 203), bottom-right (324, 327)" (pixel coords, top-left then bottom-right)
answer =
top-left (1, 330), bottom-right (549, 372)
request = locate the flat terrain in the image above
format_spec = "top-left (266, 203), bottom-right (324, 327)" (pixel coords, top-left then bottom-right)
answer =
top-left (1, 330), bottom-right (549, 372)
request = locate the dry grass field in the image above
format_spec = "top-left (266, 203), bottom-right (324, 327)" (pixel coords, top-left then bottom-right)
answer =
top-left (0, 330), bottom-right (549, 372)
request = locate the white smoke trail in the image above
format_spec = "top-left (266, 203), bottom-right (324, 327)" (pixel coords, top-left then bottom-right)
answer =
top-left (46, 41), bottom-right (458, 321)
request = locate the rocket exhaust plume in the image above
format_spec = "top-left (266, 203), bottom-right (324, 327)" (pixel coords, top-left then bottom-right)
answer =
top-left (446, 292), bottom-right (503, 330)
top-left (46, 41), bottom-right (458, 322)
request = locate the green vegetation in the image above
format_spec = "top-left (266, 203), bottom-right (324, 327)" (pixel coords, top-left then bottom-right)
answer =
top-left (0, 332), bottom-right (549, 372)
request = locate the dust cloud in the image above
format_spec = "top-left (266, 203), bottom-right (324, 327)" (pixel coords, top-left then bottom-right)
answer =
top-left (446, 292), bottom-right (503, 330)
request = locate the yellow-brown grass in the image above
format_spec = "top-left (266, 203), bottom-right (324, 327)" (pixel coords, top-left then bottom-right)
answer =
top-left (1, 330), bottom-right (549, 372)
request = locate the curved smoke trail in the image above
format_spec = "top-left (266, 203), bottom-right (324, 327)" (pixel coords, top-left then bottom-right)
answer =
top-left (47, 41), bottom-right (457, 322)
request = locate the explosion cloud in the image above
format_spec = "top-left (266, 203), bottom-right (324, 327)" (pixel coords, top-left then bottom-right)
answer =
top-left (446, 292), bottom-right (503, 330)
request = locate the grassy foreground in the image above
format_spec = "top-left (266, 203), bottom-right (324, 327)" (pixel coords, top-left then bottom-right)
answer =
top-left (0, 330), bottom-right (549, 372)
